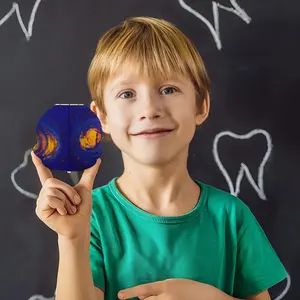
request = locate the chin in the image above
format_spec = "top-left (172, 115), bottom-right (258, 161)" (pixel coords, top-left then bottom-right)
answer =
top-left (119, 139), bottom-right (191, 167)
top-left (132, 149), bottom-right (186, 167)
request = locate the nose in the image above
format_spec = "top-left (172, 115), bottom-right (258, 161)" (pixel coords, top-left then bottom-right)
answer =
top-left (138, 91), bottom-right (164, 121)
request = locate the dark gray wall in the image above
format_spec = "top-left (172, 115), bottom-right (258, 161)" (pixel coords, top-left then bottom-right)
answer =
top-left (0, 0), bottom-right (298, 299)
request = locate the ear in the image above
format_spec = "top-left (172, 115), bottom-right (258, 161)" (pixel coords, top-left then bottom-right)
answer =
top-left (195, 93), bottom-right (210, 126)
top-left (90, 101), bottom-right (110, 134)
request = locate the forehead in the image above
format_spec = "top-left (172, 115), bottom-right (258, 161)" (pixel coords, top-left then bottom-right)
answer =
top-left (106, 62), bottom-right (191, 89)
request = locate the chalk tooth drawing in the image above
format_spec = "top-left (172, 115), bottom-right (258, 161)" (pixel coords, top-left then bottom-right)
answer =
top-left (213, 129), bottom-right (272, 200)
top-left (11, 149), bottom-right (38, 199)
top-left (178, 0), bottom-right (251, 50)
top-left (28, 295), bottom-right (55, 300)
top-left (0, 0), bottom-right (43, 41)
top-left (274, 273), bottom-right (291, 300)
top-left (11, 148), bottom-right (79, 198)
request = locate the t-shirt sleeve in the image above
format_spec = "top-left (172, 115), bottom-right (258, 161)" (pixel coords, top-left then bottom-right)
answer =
top-left (90, 209), bottom-right (105, 291)
top-left (233, 199), bottom-right (288, 299)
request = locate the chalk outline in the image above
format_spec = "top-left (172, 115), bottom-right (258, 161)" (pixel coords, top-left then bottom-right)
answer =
top-left (213, 129), bottom-right (272, 200)
top-left (0, 0), bottom-right (42, 40)
top-left (28, 295), bottom-right (55, 300)
top-left (11, 149), bottom-right (38, 199)
top-left (274, 273), bottom-right (291, 300)
top-left (178, 0), bottom-right (251, 50)
top-left (11, 148), bottom-right (80, 200)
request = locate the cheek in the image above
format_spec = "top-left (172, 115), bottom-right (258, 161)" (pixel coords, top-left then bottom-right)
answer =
top-left (107, 106), bottom-right (130, 136)
top-left (174, 104), bottom-right (197, 126)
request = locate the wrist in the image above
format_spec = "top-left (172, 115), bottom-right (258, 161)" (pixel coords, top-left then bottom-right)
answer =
top-left (58, 228), bottom-right (91, 248)
top-left (58, 234), bottom-right (91, 261)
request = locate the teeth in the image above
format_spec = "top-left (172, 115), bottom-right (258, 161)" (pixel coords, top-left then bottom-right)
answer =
top-left (213, 129), bottom-right (272, 200)
top-left (178, 0), bottom-right (251, 50)
top-left (0, 0), bottom-right (43, 41)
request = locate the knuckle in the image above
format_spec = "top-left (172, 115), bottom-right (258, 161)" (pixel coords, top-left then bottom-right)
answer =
top-left (49, 188), bottom-right (61, 198)
top-left (44, 178), bottom-right (53, 186)
top-left (44, 177), bottom-right (57, 186)
top-left (45, 194), bottom-right (52, 203)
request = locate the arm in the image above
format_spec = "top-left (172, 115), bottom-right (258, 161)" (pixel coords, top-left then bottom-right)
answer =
top-left (55, 231), bottom-right (104, 300)
top-left (245, 290), bottom-right (271, 300)
top-left (95, 288), bottom-right (104, 300)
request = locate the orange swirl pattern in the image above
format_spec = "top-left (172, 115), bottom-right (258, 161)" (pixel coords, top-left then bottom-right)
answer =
top-left (33, 132), bottom-right (58, 158)
top-left (79, 128), bottom-right (102, 150)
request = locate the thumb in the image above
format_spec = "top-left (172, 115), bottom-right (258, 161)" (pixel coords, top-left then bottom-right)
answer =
top-left (77, 158), bottom-right (101, 191)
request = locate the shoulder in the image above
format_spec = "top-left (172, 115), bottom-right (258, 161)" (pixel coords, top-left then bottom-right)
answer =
top-left (199, 180), bottom-right (249, 214)
top-left (91, 177), bottom-right (119, 217)
top-left (92, 181), bottom-right (113, 203)
top-left (197, 180), bottom-right (252, 232)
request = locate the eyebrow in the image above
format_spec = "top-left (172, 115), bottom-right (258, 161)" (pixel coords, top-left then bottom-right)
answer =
top-left (110, 80), bottom-right (134, 92)
top-left (109, 78), bottom-right (187, 92)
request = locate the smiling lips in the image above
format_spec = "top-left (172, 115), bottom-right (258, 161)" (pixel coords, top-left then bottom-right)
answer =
top-left (132, 128), bottom-right (174, 137)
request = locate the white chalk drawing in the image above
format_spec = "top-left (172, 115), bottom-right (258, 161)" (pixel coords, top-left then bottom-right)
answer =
top-left (274, 273), bottom-right (291, 300)
top-left (0, 0), bottom-right (43, 40)
top-left (178, 0), bottom-right (251, 50)
top-left (28, 295), bottom-right (55, 300)
top-left (11, 148), bottom-right (79, 200)
top-left (11, 149), bottom-right (38, 199)
top-left (213, 129), bottom-right (272, 200)
top-left (213, 130), bottom-right (292, 297)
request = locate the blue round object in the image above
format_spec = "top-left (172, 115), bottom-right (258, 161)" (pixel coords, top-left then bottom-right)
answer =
top-left (33, 104), bottom-right (103, 171)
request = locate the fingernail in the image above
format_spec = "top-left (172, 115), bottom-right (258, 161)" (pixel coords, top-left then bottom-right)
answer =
top-left (74, 195), bottom-right (81, 205)
top-left (118, 291), bottom-right (124, 299)
top-left (70, 206), bottom-right (77, 214)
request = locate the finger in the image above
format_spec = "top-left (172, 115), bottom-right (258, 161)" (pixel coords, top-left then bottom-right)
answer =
top-left (77, 158), bottom-right (101, 191)
top-left (47, 188), bottom-right (77, 215)
top-left (31, 151), bottom-right (53, 186)
top-left (38, 195), bottom-right (67, 216)
top-left (118, 282), bottom-right (162, 299)
top-left (45, 178), bottom-right (81, 206)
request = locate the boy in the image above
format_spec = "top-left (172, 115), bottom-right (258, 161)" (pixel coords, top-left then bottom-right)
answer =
top-left (32, 16), bottom-right (287, 300)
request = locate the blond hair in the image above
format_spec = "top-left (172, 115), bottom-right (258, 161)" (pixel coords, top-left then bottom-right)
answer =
top-left (88, 16), bottom-right (210, 113)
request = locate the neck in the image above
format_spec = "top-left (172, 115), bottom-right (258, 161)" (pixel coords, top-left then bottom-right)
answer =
top-left (116, 149), bottom-right (200, 215)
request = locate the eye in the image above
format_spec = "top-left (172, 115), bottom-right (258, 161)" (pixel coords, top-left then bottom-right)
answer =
top-left (119, 90), bottom-right (134, 99)
top-left (161, 87), bottom-right (177, 95)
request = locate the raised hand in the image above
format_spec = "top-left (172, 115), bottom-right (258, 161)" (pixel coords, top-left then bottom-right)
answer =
top-left (32, 151), bottom-right (101, 240)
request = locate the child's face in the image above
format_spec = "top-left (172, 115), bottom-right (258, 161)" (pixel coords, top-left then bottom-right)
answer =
top-left (92, 65), bottom-right (209, 166)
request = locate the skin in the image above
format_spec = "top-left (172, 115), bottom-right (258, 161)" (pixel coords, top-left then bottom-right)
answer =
top-left (90, 64), bottom-right (271, 300)
top-left (91, 65), bottom-right (208, 216)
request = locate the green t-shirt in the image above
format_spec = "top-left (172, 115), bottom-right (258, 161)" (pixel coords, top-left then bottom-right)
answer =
top-left (90, 178), bottom-right (287, 300)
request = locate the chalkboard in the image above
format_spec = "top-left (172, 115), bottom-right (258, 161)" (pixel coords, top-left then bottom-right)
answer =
top-left (1, 0), bottom-right (298, 299)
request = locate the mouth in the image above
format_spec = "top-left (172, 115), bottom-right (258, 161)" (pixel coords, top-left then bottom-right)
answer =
top-left (131, 128), bottom-right (175, 137)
